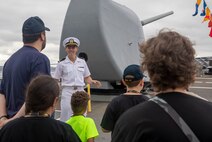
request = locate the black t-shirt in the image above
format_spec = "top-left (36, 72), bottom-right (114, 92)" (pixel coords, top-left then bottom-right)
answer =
top-left (112, 92), bottom-right (212, 142)
top-left (0, 117), bottom-right (81, 142)
top-left (101, 94), bottom-right (148, 132)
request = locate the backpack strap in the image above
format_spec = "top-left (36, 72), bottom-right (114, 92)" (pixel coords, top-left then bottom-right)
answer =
top-left (149, 96), bottom-right (200, 142)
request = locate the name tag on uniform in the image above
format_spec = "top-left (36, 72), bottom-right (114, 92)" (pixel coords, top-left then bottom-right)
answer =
top-left (78, 66), bottom-right (84, 72)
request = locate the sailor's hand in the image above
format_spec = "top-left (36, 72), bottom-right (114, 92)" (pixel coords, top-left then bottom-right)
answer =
top-left (92, 80), bottom-right (102, 88)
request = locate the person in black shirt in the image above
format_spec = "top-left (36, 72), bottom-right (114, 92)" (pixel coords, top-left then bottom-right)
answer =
top-left (0, 75), bottom-right (81, 142)
top-left (112, 29), bottom-right (212, 142)
top-left (101, 64), bottom-right (148, 134)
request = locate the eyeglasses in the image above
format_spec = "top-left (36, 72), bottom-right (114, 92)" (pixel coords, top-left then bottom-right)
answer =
top-left (66, 45), bottom-right (77, 49)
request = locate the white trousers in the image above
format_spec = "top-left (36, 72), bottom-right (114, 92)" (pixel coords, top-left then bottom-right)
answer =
top-left (60, 86), bottom-right (84, 122)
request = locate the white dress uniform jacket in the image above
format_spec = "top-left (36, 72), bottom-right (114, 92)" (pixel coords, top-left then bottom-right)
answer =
top-left (53, 56), bottom-right (91, 121)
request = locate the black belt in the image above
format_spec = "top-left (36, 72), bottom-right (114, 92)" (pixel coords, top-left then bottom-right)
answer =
top-left (73, 86), bottom-right (78, 90)
top-left (71, 86), bottom-right (83, 90)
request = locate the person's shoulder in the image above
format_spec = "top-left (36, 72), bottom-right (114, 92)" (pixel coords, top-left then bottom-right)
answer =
top-left (84, 117), bottom-right (96, 124)
top-left (109, 95), bottom-right (123, 103)
top-left (55, 119), bottom-right (76, 131)
top-left (38, 52), bottom-right (49, 59)
top-left (58, 120), bottom-right (71, 128)
top-left (85, 116), bottom-right (94, 121)
top-left (84, 116), bottom-right (94, 122)
top-left (35, 53), bottom-right (50, 65)
top-left (26, 48), bottom-right (50, 62)
top-left (115, 102), bottom-right (147, 123)
top-left (22, 46), bottom-right (39, 53)
top-left (139, 94), bottom-right (151, 101)
top-left (112, 94), bottom-right (136, 101)
top-left (0, 117), bottom-right (25, 130)
top-left (105, 95), bottom-right (124, 109)
top-left (124, 94), bottom-right (149, 102)
top-left (73, 115), bottom-right (93, 122)
top-left (55, 120), bottom-right (81, 142)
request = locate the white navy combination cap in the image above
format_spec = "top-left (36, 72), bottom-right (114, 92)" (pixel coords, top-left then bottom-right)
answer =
top-left (63, 37), bottom-right (80, 48)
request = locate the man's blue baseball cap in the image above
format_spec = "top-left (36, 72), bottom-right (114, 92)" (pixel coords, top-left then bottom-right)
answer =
top-left (22, 16), bottom-right (50, 36)
top-left (123, 64), bottom-right (144, 82)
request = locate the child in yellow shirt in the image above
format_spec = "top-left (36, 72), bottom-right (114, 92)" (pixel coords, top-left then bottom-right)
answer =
top-left (66, 91), bottom-right (99, 142)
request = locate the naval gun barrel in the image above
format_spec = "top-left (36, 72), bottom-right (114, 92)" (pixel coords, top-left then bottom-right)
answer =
top-left (141, 11), bottom-right (174, 26)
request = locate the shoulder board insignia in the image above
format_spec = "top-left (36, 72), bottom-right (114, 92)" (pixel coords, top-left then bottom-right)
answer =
top-left (59, 57), bottom-right (66, 62)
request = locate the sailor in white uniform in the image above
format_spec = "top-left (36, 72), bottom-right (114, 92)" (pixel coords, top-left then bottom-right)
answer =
top-left (53, 37), bottom-right (101, 122)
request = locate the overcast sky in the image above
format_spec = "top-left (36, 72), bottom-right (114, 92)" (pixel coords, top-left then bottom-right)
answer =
top-left (0, 0), bottom-right (212, 66)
